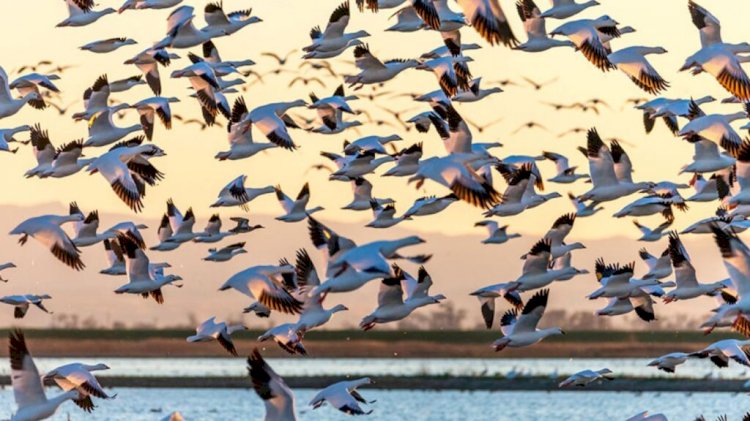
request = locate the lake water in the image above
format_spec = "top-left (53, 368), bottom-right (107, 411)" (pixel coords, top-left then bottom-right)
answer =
top-left (0, 389), bottom-right (747, 420)
top-left (4, 357), bottom-right (748, 380)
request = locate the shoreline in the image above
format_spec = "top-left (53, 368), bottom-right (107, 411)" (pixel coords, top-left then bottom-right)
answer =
top-left (8, 376), bottom-right (747, 392)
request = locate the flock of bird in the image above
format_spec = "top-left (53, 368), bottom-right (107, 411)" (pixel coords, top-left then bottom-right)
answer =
top-left (4, 0), bottom-right (750, 419)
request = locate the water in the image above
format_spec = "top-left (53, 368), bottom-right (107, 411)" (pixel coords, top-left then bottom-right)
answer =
top-left (0, 389), bottom-right (747, 420)
top-left (4, 357), bottom-right (748, 380)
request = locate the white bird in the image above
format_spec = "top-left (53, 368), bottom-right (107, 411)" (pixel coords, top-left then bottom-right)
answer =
top-left (203, 1), bottom-right (262, 37)
top-left (84, 105), bottom-right (143, 147)
top-left (304, 2), bottom-right (370, 54)
top-left (0, 294), bottom-right (52, 319)
top-left (558, 368), bottom-right (614, 388)
top-left (543, 151), bottom-right (588, 184)
top-left (80, 37), bottom-right (137, 53)
top-left (110, 74), bottom-right (146, 93)
top-left (383, 142), bottom-right (422, 177)
top-left (114, 233), bottom-right (183, 304)
top-left (186, 316), bottom-right (247, 356)
top-left (343, 177), bottom-right (394, 211)
top-left (595, 296), bottom-right (656, 322)
top-left (42, 362), bottom-right (113, 413)
top-left (219, 264), bottom-right (303, 314)
top-left (543, 213), bottom-right (585, 259)
top-left (402, 194), bottom-right (458, 218)
top-left (492, 289), bottom-right (564, 351)
top-left (156, 5), bottom-right (225, 49)
top-left (0, 262), bottom-right (16, 282)
top-left (41, 140), bottom-right (92, 179)
top-left (663, 232), bottom-right (728, 302)
top-left (359, 265), bottom-right (445, 330)
top-left (275, 183), bottom-right (324, 222)
top-left (539, 0), bottom-right (599, 19)
top-left (8, 330), bottom-right (80, 421)
top-left (118, 0), bottom-right (183, 13)
top-left (0, 125), bottom-right (30, 154)
top-left (0, 67), bottom-right (41, 118)
top-left (9, 213), bottom-right (84, 270)
top-left (515, 0), bottom-right (575, 52)
top-left (367, 201), bottom-right (409, 228)
top-left (57, 0), bottom-right (115, 27)
top-left (627, 412), bottom-right (668, 421)
top-left (385, 6), bottom-right (426, 33)
top-left (216, 99), bottom-right (278, 161)
top-left (410, 155), bottom-right (500, 209)
top-left (454, 0), bottom-right (518, 47)
top-left (124, 47), bottom-right (175, 95)
top-left (647, 352), bottom-right (690, 373)
top-left (690, 339), bottom-right (750, 368)
top-left (291, 249), bottom-right (349, 332)
top-left (258, 323), bottom-right (307, 355)
top-left (204, 242), bottom-right (248, 262)
top-left (608, 46), bottom-right (669, 94)
top-left (568, 193), bottom-right (603, 218)
top-left (130, 96), bottom-right (178, 141)
top-left (579, 128), bottom-right (653, 203)
top-left (309, 378), bottom-right (374, 415)
top-left (248, 349), bottom-right (298, 421)
top-left (475, 221), bottom-right (521, 245)
top-left (549, 16), bottom-right (620, 71)
top-left (681, 42), bottom-right (750, 101)
top-left (633, 220), bottom-right (672, 242)
top-left (344, 44), bottom-right (419, 89)
top-left (100, 239), bottom-right (125, 276)
top-left (87, 140), bottom-right (166, 212)
top-left (211, 175), bottom-right (275, 210)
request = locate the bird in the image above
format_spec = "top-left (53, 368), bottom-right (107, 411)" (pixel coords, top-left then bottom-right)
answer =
top-left (219, 264), bottom-right (303, 314)
top-left (607, 46), bottom-right (669, 94)
top-left (543, 151), bottom-right (589, 184)
top-left (309, 378), bottom-right (375, 415)
top-left (186, 317), bottom-right (247, 356)
top-left (662, 232), bottom-right (729, 303)
top-left (42, 362), bottom-right (114, 412)
top-left (558, 368), bottom-right (614, 388)
top-left (344, 44), bottom-right (419, 89)
top-left (491, 289), bottom-right (564, 351)
top-left (113, 232), bottom-right (183, 304)
top-left (539, 0), bottom-right (600, 19)
top-left (7, 330), bottom-right (80, 420)
top-left (0, 294), bottom-right (52, 319)
top-left (247, 348), bottom-right (298, 421)
top-left (274, 183), bottom-right (324, 222)
top-left (647, 352), bottom-right (690, 373)
top-left (359, 265), bottom-right (445, 330)
top-left (304, 2), bottom-right (370, 54)
top-left (57, 0), bottom-right (116, 27)
top-left (204, 242), bottom-right (248, 262)
top-left (211, 175), bottom-right (275, 210)
top-left (0, 66), bottom-right (42, 118)
top-left (80, 37), bottom-right (137, 53)
top-left (10, 213), bottom-right (84, 270)
top-left (514, 0), bottom-right (575, 53)
top-left (475, 221), bottom-right (521, 245)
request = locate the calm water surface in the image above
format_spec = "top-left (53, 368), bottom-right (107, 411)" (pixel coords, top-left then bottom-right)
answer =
top-left (3, 357), bottom-right (747, 379)
top-left (0, 389), bottom-right (747, 420)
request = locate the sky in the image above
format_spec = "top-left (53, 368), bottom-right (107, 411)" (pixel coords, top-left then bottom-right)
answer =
top-left (0, 0), bottom-right (749, 329)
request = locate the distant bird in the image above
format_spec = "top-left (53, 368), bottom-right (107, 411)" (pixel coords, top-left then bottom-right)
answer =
top-left (186, 316), bottom-right (247, 356)
top-left (475, 221), bottom-right (520, 244)
top-left (204, 242), bottom-right (248, 262)
top-left (80, 37), bottom-right (137, 53)
top-left (558, 368), bottom-right (614, 388)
